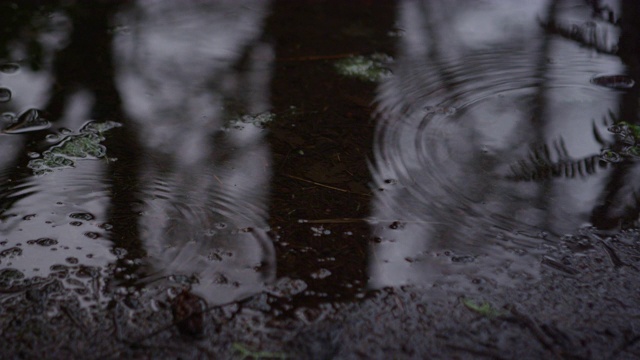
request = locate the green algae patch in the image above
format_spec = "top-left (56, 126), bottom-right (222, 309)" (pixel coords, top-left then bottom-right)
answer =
top-left (461, 298), bottom-right (505, 318)
top-left (334, 53), bottom-right (393, 82)
top-left (28, 121), bottom-right (121, 175)
top-left (603, 121), bottom-right (640, 161)
top-left (615, 121), bottom-right (640, 141)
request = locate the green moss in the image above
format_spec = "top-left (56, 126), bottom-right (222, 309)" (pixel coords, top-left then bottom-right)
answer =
top-left (626, 146), bottom-right (640, 157)
top-left (28, 120), bottom-right (121, 175)
top-left (334, 53), bottom-right (393, 82)
top-left (617, 121), bottom-right (640, 140)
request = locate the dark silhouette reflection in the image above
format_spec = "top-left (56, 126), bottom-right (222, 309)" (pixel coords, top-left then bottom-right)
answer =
top-left (111, 0), bottom-right (276, 304)
top-left (0, 2), bottom-right (126, 303)
top-left (368, 0), bottom-right (637, 290)
top-left (590, 0), bottom-right (640, 229)
top-left (264, 0), bottom-right (396, 304)
top-left (0, 1), bottom-right (276, 306)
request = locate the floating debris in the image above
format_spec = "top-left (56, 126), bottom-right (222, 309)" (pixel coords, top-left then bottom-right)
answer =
top-left (310, 268), bottom-right (332, 279)
top-left (0, 63), bottom-right (20, 74)
top-left (0, 88), bottom-right (11, 103)
top-left (2, 109), bottom-right (50, 134)
top-left (225, 112), bottom-right (276, 131)
top-left (591, 74), bottom-right (635, 89)
top-left (335, 53), bottom-right (393, 82)
top-left (27, 120), bottom-right (121, 175)
top-left (609, 121), bottom-right (640, 142)
top-left (599, 149), bottom-right (622, 163)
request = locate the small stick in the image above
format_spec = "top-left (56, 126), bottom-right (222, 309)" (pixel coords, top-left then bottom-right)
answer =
top-left (276, 53), bottom-right (356, 62)
top-left (302, 218), bottom-right (368, 224)
top-left (301, 218), bottom-right (443, 225)
top-left (284, 174), bottom-right (370, 197)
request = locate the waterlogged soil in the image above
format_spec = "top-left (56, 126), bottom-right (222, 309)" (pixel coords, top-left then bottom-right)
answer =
top-left (1, 231), bottom-right (640, 359)
top-left (1, 1), bottom-right (640, 359)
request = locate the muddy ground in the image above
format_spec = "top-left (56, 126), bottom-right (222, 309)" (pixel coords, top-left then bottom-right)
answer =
top-left (1, 227), bottom-right (639, 360)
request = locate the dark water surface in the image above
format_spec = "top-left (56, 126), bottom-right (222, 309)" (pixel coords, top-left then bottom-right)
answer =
top-left (1, 0), bottom-right (639, 356)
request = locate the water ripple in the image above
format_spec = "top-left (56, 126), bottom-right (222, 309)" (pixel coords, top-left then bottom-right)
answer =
top-left (369, 45), bottom-right (625, 290)
top-left (135, 148), bottom-right (275, 305)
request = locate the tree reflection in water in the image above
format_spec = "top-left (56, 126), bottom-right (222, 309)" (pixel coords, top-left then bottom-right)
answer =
top-left (0, 1), bottom-right (276, 306)
top-left (368, 0), bottom-right (639, 291)
top-left (112, 0), bottom-right (276, 304)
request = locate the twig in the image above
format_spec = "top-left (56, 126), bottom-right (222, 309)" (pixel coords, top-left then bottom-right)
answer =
top-left (301, 218), bottom-right (368, 224)
top-left (507, 305), bottom-right (565, 359)
top-left (276, 53), bottom-right (356, 62)
top-left (300, 218), bottom-right (443, 225)
top-left (587, 233), bottom-right (625, 268)
top-left (541, 256), bottom-right (580, 275)
top-left (284, 174), bottom-right (370, 197)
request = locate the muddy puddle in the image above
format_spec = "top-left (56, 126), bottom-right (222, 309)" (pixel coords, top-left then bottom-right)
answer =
top-left (1, 1), bottom-right (640, 358)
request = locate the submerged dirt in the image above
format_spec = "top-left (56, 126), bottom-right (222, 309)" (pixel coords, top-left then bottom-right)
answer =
top-left (1, 1), bottom-right (640, 359)
top-left (1, 230), bottom-right (640, 359)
